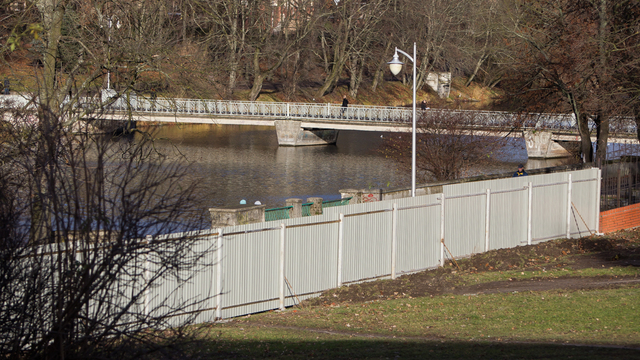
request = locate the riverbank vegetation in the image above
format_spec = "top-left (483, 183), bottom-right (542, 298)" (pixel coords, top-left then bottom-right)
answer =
top-left (379, 109), bottom-right (516, 181)
top-left (2, 0), bottom-right (640, 163)
top-left (0, 99), bottom-right (213, 359)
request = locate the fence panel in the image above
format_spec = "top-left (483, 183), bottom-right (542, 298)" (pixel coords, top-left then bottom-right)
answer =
top-left (489, 187), bottom-right (528, 250)
top-left (168, 234), bottom-right (219, 327)
top-left (531, 173), bottom-right (569, 242)
top-left (600, 159), bottom-right (639, 211)
top-left (571, 169), bottom-right (601, 236)
top-left (284, 219), bottom-right (339, 303)
top-left (444, 194), bottom-right (487, 258)
top-left (394, 195), bottom-right (442, 274)
top-left (342, 210), bottom-right (392, 283)
top-left (322, 201), bottom-right (394, 283)
top-left (144, 231), bottom-right (217, 327)
top-left (219, 225), bottom-right (282, 319)
top-left (445, 176), bottom-right (530, 249)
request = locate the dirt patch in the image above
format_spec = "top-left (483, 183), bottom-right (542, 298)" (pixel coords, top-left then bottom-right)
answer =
top-left (306, 229), bottom-right (640, 306)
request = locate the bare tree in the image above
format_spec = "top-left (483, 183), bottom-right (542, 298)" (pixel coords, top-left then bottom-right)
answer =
top-left (387, 0), bottom-right (466, 92)
top-left (380, 109), bottom-right (508, 181)
top-left (192, 0), bottom-right (251, 98)
top-left (0, 103), bottom-right (213, 359)
top-left (314, 0), bottom-right (390, 98)
top-left (0, 1), bottom-right (215, 358)
top-left (459, 0), bottom-right (511, 88)
top-left (501, 0), bottom-right (639, 164)
top-left (244, 0), bottom-right (318, 101)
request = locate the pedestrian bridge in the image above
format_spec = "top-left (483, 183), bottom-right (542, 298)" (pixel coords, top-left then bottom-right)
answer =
top-left (2, 93), bottom-right (638, 158)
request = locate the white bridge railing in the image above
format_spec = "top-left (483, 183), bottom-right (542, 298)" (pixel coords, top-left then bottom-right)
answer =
top-left (1, 93), bottom-right (637, 134)
top-left (104, 95), bottom-right (637, 134)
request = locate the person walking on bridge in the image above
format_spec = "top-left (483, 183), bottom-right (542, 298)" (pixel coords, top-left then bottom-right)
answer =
top-left (341, 95), bottom-right (349, 118)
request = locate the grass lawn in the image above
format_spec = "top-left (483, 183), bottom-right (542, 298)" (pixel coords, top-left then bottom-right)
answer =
top-left (182, 230), bottom-right (640, 359)
top-left (191, 287), bottom-right (640, 359)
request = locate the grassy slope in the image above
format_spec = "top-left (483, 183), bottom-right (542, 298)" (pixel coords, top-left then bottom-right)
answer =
top-left (1, 48), bottom-right (501, 111)
top-left (184, 230), bottom-right (640, 359)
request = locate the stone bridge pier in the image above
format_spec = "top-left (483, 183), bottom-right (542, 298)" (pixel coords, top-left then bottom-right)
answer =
top-left (524, 130), bottom-right (580, 159)
top-left (275, 120), bottom-right (339, 146)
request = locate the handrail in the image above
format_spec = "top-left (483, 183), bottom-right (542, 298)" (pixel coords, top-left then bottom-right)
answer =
top-left (301, 202), bottom-right (314, 217)
top-left (265, 206), bottom-right (293, 222)
top-left (1, 92), bottom-right (637, 134)
top-left (101, 95), bottom-right (637, 134)
top-left (322, 197), bottom-right (352, 208)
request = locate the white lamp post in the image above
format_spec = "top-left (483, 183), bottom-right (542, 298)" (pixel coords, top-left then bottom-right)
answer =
top-left (388, 43), bottom-right (417, 197)
top-left (106, 17), bottom-right (121, 91)
top-left (107, 17), bottom-right (112, 90)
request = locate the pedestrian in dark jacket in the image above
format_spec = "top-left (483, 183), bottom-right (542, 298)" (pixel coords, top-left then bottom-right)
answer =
top-left (341, 95), bottom-right (348, 118)
top-left (513, 164), bottom-right (528, 177)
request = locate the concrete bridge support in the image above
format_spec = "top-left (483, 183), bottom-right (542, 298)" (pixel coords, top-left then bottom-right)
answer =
top-left (524, 130), bottom-right (579, 159)
top-left (275, 120), bottom-right (339, 146)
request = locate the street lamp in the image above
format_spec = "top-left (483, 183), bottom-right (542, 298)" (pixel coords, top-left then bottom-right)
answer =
top-left (106, 16), bottom-right (121, 91)
top-left (388, 42), bottom-right (417, 197)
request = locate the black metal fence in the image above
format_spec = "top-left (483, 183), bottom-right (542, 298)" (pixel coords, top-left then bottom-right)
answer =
top-left (599, 150), bottom-right (640, 211)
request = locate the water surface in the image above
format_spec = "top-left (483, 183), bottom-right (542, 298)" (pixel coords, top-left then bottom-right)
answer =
top-left (139, 124), bottom-right (576, 211)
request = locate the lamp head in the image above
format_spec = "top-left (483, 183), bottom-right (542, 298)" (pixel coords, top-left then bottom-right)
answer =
top-left (388, 50), bottom-right (404, 76)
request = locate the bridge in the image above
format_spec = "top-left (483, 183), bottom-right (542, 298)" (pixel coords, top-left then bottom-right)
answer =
top-left (2, 93), bottom-right (638, 158)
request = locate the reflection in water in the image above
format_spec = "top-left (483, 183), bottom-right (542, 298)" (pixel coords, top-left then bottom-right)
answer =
top-left (135, 124), bottom-right (578, 211)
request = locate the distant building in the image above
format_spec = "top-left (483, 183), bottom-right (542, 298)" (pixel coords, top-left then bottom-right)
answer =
top-left (426, 72), bottom-right (451, 98)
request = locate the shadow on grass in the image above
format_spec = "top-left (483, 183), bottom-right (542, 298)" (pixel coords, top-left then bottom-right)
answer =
top-left (193, 338), bottom-right (640, 359)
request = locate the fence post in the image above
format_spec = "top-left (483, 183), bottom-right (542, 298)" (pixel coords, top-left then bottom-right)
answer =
top-left (391, 203), bottom-right (398, 280)
top-left (527, 182), bottom-right (533, 245)
top-left (287, 103), bottom-right (290, 118)
top-left (440, 194), bottom-right (445, 267)
top-left (144, 235), bottom-right (152, 318)
top-left (279, 223), bottom-right (286, 311)
top-left (216, 228), bottom-right (223, 320)
top-left (337, 213), bottom-right (344, 287)
top-left (596, 169), bottom-right (601, 233)
top-left (617, 168), bottom-right (621, 208)
top-left (485, 189), bottom-right (491, 252)
top-left (566, 174), bottom-right (572, 239)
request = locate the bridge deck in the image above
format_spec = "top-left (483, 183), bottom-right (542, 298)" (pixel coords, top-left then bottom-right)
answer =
top-left (107, 112), bottom-right (638, 144)
top-left (2, 93), bottom-right (638, 142)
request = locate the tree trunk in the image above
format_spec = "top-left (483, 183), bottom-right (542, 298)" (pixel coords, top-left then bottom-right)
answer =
top-left (31, 0), bottom-right (65, 244)
top-left (577, 113), bottom-right (593, 163)
top-left (248, 51), bottom-right (265, 101)
top-left (226, 16), bottom-right (241, 97)
top-left (372, 40), bottom-right (392, 92)
top-left (594, 0), bottom-right (609, 166)
top-left (348, 55), bottom-right (363, 98)
top-left (465, 52), bottom-right (488, 87)
top-left (568, 93), bottom-right (593, 163)
top-left (466, 33), bottom-right (490, 87)
top-left (635, 108), bottom-right (640, 142)
top-left (227, 56), bottom-right (238, 98)
top-left (320, 33), bottom-right (330, 75)
top-left (594, 112), bottom-right (609, 166)
top-left (316, 67), bottom-right (341, 97)
top-left (37, 0), bottom-right (65, 108)
top-left (316, 26), bottom-right (349, 98)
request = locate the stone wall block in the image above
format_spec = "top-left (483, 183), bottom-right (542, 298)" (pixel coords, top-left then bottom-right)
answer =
top-left (286, 198), bottom-right (303, 218)
top-left (306, 197), bottom-right (323, 216)
top-left (209, 204), bottom-right (266, 228)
